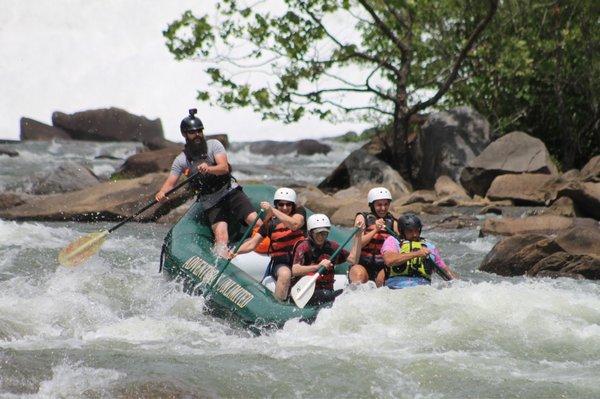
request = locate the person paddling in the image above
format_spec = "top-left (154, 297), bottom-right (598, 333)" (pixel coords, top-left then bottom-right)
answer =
top-left (291, 214), bottom-right (363, 306)
top-left (348, 187), bottom-right (398, 287)
top-left (156, 108), bottom-right (260, 257)
top-left (235, 188), bottom-right (307, 301)
top-left (381, 214), bottom-right (457, 289)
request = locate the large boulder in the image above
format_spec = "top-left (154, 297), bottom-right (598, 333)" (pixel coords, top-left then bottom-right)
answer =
top-left (116, 146), bottom-right (182, 179)
top-left (318, 148), bottom-right (412, 197)
top-left (486, 173), bottom-right (557, 205)
top-left (411, 107), bottom-right (491, 188)
top-left (29, 162), bottom-right (100, 194)
top-left (52, 108), bottom-right (164, 142)
top-left (556, 181), bottom-right (600, 220)
top-left (20, 117), bottom-right (71, 141)
top-left (247, 139), bottom-right (331, 156)
top-left (480, 215), bottom-right (597, 236)
top-left (480, 227), bottom-right (600, 279)
top-left (581, 155), bottom-right (600, 182)
top-left (0, 192), bottom-right (29, 210)
top-left (460, 131), bottom-right (558, 197)
top-left (0, 173), bottom-right (190, 222)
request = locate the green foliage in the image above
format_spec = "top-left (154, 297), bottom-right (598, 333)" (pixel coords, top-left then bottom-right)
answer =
top-left (444, 0), bottom-right (599, 168)
top-left (163, 0), bottom-right (497, 130)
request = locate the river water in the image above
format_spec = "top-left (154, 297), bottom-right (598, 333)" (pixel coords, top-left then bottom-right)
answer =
top-left (1, 141), bottom-right (600, 398)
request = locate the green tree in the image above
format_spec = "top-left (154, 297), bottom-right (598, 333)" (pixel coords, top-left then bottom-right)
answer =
top-left (446, 0), bottom-right (599, 170)
top-left (164, 0), bottom-right (498, 181)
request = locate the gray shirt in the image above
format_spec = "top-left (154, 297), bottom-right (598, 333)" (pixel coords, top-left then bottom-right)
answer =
top-left (170, 139), bottom-right (238, 209)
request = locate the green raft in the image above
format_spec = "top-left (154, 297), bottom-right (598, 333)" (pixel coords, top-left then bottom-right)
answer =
top-left (160, 184), bottom-right (352, 330)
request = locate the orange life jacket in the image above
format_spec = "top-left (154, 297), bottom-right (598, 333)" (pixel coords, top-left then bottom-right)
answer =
top-left (359, 212), bottom-right (395, 263)
top-left (266, 217), bottom-right (306, 261)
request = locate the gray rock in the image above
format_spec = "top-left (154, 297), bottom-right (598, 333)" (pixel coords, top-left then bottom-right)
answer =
top-left (20, 117), bottom-right (71, 140)
top-left (30, 162), bottom-right (100, 194)
top-left (52, 107), bottom-right (163, 142)
top-left (486, 173), bottom-right (557, 205)
top-left (460, 131), bottom-right (558, 197)
top-left (412, 107), bottom-right (491, 188)
top-left (247, 139), bottom-right (331, 156)
top-left (318, 148), bottom-right (412, 197)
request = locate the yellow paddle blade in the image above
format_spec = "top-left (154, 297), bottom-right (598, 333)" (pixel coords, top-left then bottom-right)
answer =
top-left (58, 230), bottom-right (109, 267)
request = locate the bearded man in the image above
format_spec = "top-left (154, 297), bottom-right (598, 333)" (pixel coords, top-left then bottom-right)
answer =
top-left (156, 108), bottom-right (260, 256)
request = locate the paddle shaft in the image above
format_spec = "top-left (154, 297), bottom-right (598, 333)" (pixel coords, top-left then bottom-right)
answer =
top-left (108, 172), bottom-right (200, 233)
top-left (385, 226), bottom-right (452, 281)
top-left (296, 227), bottom-right (361, 299)
top-left (209, 209), bottom-right (265, 288)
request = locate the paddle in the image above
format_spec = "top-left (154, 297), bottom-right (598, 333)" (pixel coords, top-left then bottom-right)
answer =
top-left (291, 227), bottom-right (361, 309)
top-left (58, 172), bottom-right (200, 267)
top-left (209, 209), bottom-right (265, 289)
top-left (384, 226), bottom-right (452, 281)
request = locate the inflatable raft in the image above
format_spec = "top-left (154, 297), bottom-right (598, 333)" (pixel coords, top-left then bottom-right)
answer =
top-left (160, 185), bottom-right (351, 330)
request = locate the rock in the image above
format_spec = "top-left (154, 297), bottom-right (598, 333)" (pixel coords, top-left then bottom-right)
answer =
top-left (581, 155), bottom-right (600, 182)
top-left (480, 215), bottom-right (598, 236)
top-left (479, 205), bottom-right (502, 215)
top-left (399, 190), bottom-right (438, 205)
top-left (0, 192), bottom-right (29, 210)
top-left (542, 196), bottom-right (577, 217)
top-left (486, 173), bottom-right (557, 205)
top-left (0, 173), bottom-right (190, 222)
top-left (298, 187), bottom-right (341, 216)
top-left (248, 139), bottom-right (330, 156)
top-left (434, 175), bottom-right (469, 198)
top-left (561, 169), bottom-right (581, 181)
top-left (535, 269), bottom-right (586, 280)
top-left (412, 107), bottom-right (491, 188)
top-left (390, 202), bottom-right (442, 216)
top-left (52, 108), bottom-right (164, 142)
top-left (556, 181), bottom-right (600, 220)
top-left (0, 146), bottom-right (19, 157)
top-left (479, 233), bottom-right (557, 276)
top-left (20, 117), bottom-right (71, 140)
top-left (554, 227), bottom-right (600, 259)
top-left (460, 131), bottom-right (559, 197)
top-left (116, 146), bottom-right (182, 179)
top-left (330, 200), bottom-right (365, 226)
top-left (29, 162), bottom-right (100, 194)
top-left (318, 148), bottom-right (412, 198)
top-left (431, 214), bottom-right (480, 229)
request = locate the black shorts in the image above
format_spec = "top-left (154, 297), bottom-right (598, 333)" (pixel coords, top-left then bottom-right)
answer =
top-left (204, 187), bottom-right (255, 226)
top-left (269, 262), bottom-right (291, 279)
top-left (351, 256), bottom-right (387, 281)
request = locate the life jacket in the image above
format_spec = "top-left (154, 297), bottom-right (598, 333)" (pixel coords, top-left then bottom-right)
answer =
top-left (388, 240), bottom-right (433, 280)
top-left (359, 212), bottom-right (395, 264)
top-left (252, 226), bottom-right (270, 255)
top-left (292, 238), bottom-right (336, 290)
top-left (266, 216), bottom-right (306, 262)
top-left (183, 145), bottom-right (233, 195)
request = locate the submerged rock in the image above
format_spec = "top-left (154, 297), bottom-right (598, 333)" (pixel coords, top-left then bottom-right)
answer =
top-left (29, 162), bottom-right (100, 194)
top-left (0, 173), bottom-right (191, 222)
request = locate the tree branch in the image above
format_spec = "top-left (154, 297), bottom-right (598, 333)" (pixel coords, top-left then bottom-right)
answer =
top-left (408, 0), bottom-right (499, 115)
top-left (356, 0), bottom-right (410, 54)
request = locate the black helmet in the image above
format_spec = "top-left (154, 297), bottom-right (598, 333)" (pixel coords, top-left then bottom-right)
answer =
top-left (398, 213), bottom-right (422, 235)
top-left (180, 108), bottom-right (204, 134)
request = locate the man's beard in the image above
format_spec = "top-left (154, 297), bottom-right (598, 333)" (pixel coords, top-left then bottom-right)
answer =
top-left (184, 136), bottom-right (208, 161)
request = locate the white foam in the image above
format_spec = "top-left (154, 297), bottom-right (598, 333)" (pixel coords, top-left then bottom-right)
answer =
top-left (0, 220), bottom-right (77, 248)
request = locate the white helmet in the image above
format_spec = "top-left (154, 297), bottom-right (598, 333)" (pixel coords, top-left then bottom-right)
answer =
top-left (307, 213), bottom-right (331, 232)
top-left (273, 187), bottom-right (297, 204)
top-left (367, 187), bottom-right (392, 204)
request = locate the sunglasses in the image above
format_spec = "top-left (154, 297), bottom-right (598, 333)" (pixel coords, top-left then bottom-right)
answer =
top-left (276, 201), bottom-right (294, 208)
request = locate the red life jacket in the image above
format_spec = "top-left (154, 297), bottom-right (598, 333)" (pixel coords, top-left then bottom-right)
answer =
top-left (292, 239), bottom-right (337, 290)
top-left (267, 217), bottom-right (306, 261)
top-left (359, 212), bottom-right (395, 263)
